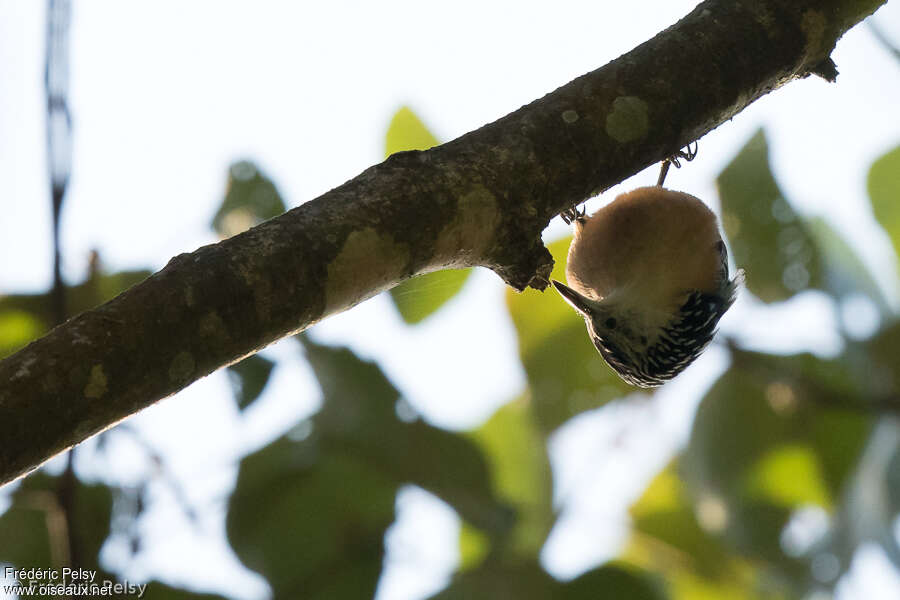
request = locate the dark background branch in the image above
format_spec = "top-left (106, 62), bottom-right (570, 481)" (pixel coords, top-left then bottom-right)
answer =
top-left (45, 0), bottom-right (82, 584)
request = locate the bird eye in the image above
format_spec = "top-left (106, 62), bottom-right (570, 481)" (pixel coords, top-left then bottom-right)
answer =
top-left (604, 317), bottom-right (617, 329)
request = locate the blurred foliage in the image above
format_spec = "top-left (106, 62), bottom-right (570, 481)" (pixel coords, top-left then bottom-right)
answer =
top-left (384, 107), bottom-right (473, 324)
top-left (719, 130), bottom-right (824, 302)
top-left (227, 334), bottom-right (513, 597)
top-left (625, 463), bottom-right (785, 599)
top-left (466, 396), bottom-right (553, 560)
top-left (869, 145), bottom-right (900, 262)
top-left (226, 353), bottom-right (275, 411)
top-left (0, 310), bottom-right (42, 358)
top-left (385, 106), bottom-right (440, 157)
top-left (213, 161), bottom-right (286, 239)
top-left (0, 473), bottom-right (111, 574)
top-left (0, 263), bottom-right (151, 359)
top-left (3, 117), bottom-right (900, 600)
top-left (390, 267), bottom-right (471, 324)
top-left (720, 130), bottom-right (890, 312)
top-left (807, 216), bottom-right (890, 314)
top-left (431, 560), bottom-right (666, 600)
top-left (139, 583), bottom-right (229, 600)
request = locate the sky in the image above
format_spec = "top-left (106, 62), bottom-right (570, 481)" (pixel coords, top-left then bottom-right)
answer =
top-left (1, 1), bottom-right (900, 599)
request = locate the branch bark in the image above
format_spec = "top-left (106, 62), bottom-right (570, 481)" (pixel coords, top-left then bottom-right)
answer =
top-left (0, 0), bottom-right (885, 485)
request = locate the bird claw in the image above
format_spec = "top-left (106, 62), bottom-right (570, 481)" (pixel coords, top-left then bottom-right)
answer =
top-left (560, 205), bottom-right (585, 225)
top-left (669, 141), bottom-right (698, 168)
top-left (657, 141), bottom-right (699, 186)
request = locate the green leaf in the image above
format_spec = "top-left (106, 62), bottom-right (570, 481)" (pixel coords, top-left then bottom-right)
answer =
top-left (226, 339), bottom-right (399, 597)
top-left (389, 269), bottom-right (473, 324)
top-left (830, 419), bottom-right (900, 572)
top-left (626, 464), bottom-right (796, 599)
top-left (680, 348), bottom-right (874, 586)
top-left (0, 268), bottom-right (151, 343)
top-left (686, 365), bottom-right (796, 499)
top-left (741, 444), bottom-right (831, 508)
top-left (721, 501), bottom-right (799, 566)
top-left (564, 563), bottom-right (666, 600)
top-left (627, 464), bottom-right (737, 581)
top-left (807, 217), bottom-right (889, 312)
top-left (868, 145), bottom-right (900, 263)
top-left (384, 106), bottom-right (440, 157)
top-left (213, 161), bottom-right (286, 238)
top-left (686, 349), bottom-right (870, 504)
top-left (506, 236), bottom-right (637, 433)
top-left (299, 335), bottom-right (512, 535)
top-left (0, 485), bottom-right (53, 569)
top-left (718, 129), bottom-right (824, 302)
top-left (73, 480), bottom-right (114, 569)
top-left (430, 560), bottom-right (665, 600)
top-left (721, 347), bottom-right (871, 498)
top-left (226, 353), bottom-right (275, 410)
top-left (458, 521), bottom-right (490, 571)
top-left (227, 438), bottom-right (393, 599)
top-left (140, 582), bottom-right (229, 600)
top-left (667, 571), bottom-right (787, 600)
top-left (0, 472), bottom-right (112, 574)
top-left (861, 320), bottom-right (900, 394)
top-left (428, 562), bottom-right (557, 600)
top-left (0, 310), bottom-right (43, 359)
top-left (228, 336), bottom-right (511, 597)
top-left (467, 397), bottom-right (553, 559)
top-left (807, 408), bottom-right (870, 497)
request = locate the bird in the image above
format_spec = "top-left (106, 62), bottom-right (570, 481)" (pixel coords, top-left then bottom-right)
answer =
top-left (553, 185), bottom-right (742, 388)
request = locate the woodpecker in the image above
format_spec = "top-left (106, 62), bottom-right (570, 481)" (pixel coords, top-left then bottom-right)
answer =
top-left (553, 185), bottom-right (741, 388)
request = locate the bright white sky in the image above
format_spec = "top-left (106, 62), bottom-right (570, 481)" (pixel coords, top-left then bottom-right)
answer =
top-left (1, 1), bottom-right (900, 599)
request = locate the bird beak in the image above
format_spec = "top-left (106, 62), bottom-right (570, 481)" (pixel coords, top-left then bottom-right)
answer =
top-left (552, 280), bottom-right (594, 318)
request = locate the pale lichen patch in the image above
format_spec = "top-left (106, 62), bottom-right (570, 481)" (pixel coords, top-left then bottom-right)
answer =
top-left (562, 109), bottom-right (579, 124)
top-left (325, 228), bottom-right (409, 315)
top-left (71, 325), bottom-right (90, 346)
top-left (199, 310), bottom-right (229, 341)
top-left (84, 364), bottom-right (108, 399)
top-left (433, 185), bottom-right (500, 267)
top-left (169, 351), bottom-right (195, 382)
top-left (12, 354), bottom-right (37, 381)
top-left (605, 96), bottom-right (650, 144)
top-left (184, 285), bottom-right (196, 308)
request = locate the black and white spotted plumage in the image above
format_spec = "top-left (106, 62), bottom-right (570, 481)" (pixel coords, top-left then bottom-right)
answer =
top-left (589, 242), bottom-right (740, 388)
top-left (553, 187), bottom-right (742, 389)
top-left (592, 287), bottom-right (737, 388)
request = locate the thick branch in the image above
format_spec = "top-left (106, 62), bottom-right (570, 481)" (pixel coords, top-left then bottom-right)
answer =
top-left (0, 0), bottom-right (885, 485)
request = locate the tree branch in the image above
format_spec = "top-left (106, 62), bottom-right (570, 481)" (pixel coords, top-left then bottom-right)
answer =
top-left (0, 0), bottom-right (885, 485)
